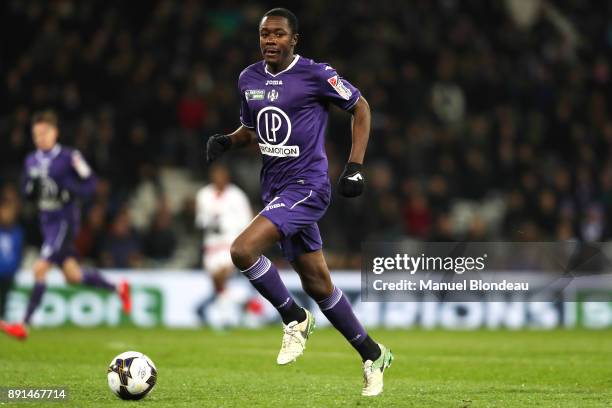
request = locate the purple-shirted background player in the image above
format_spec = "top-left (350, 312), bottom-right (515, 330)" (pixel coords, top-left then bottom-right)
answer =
top-left (206, 8), bottom-right (392, 396)
top-left (0, 110), bottom-right (131, 341)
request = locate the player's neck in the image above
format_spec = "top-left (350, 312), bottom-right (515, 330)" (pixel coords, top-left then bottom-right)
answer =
top-left (37, 144), bottom-right (60, 155)
top-left (266, 53), bottom-right (295, 74)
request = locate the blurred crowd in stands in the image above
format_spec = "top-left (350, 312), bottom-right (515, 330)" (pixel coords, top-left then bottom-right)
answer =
top-left (1, 0), bottom-right (611, 269)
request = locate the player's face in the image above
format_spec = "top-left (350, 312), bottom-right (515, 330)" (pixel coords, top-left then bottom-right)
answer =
top-left (32, 122), bottom-right (58, 151)
top-left (259, 16), bottom-right (297, 67)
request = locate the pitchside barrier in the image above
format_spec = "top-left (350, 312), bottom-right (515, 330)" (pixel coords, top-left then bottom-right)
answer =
top-left (4, 270), bottom-right (612, 329)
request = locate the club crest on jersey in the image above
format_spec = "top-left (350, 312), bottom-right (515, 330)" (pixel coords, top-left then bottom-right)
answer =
top-left (245, 89), bottom-right (265, 101)
top-left (327, 75), bottom-right (352, 100)
top-left (265, 80), bottom-right (283, 86)
top-left (267, 89), bottom-right (279, 102)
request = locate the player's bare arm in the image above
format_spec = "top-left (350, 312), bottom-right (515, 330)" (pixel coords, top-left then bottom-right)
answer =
top-left (228, 125), bottom-right (257, 148)
top-left (338, 96), bottom-right (371, 198)
top-left (348, 96), bottom-right (371, 164)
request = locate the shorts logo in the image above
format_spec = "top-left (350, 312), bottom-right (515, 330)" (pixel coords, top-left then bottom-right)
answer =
top-left (245, 89), bottom-right (265, 101)
top-left (256, 106), bottom-right (300, 158)
top-left (267, 89), bottom-right (279, 102)
top-left (327, 75), bottom-right (352, 100)
top-left (263, 202), bottom-right (285, 211)
top-left (263, 197), bottom-right (285, 212)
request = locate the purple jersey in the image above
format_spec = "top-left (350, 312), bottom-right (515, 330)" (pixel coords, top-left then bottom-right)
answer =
top-left (23, 144), bottom-right (96, 229)
top-left (238, 55), bottom-right (361, 201)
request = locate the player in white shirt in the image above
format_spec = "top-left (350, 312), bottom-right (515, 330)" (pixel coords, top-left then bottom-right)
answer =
top-left (195, 164), bottom-right (253, 327)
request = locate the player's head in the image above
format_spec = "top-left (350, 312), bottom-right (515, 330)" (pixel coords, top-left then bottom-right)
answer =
top-left (209, 163), bottom-right (230, 190)
top-left (259, 8), bottom-right (299, 66)
top-left (31, 109), bottom-right (59, 151)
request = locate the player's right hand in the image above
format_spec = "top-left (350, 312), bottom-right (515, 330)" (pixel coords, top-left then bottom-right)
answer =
top-left (24, 177), bottom-right (43, 200)
top-left (206, 134), bottom-right (232, 163)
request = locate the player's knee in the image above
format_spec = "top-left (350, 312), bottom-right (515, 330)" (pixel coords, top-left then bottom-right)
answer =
top-left (33, 260), bottom-right (50, 281)
top-left (33, 268), bottom-right (46, 281)
top-left (229, 240), bottom-right (245, 266)
top-left (64, 266), bottom-right (81, 284)
top-left (64, 272), bottom-right (82, 285)
top-left (230, 239), bottom-right (254, 269)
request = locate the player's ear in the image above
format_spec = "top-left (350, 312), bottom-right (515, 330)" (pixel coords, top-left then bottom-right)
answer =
top-left (291, 33), bottom-right (299, 47)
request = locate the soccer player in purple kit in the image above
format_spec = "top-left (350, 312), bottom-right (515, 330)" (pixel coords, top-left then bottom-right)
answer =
top-left (206, 8), bottom-right (392, 396)
top-left (0, 110), bottom-right (131, 340)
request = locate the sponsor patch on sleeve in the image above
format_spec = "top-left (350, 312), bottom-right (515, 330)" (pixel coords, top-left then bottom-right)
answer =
top-left (327, 75), bottom-right (352, 100)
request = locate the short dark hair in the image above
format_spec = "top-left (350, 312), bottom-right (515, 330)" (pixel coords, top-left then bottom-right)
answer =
top-left (31, 109), bottom-right (59, 127)
top-left (262, 8), bottom-right (299, 35)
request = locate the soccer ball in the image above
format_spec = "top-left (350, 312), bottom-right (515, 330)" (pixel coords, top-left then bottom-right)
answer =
top-left (107, 351), bottom-right (157, 400)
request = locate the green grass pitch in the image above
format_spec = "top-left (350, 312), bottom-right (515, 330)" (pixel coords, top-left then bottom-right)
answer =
top-left (1, 327), bottom-right (611, 407)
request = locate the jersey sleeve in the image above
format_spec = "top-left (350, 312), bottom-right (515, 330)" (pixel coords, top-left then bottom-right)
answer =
top-left (314, 63), bottom-right (361, 111)
top-left (22, 155), bottom-right (38, 198)
top-left (71, 150), bottom-right (93, 179)
top-left (64, 149), bottom-right (97, 198)
top-left (238, 73), bottom-right (255, 129)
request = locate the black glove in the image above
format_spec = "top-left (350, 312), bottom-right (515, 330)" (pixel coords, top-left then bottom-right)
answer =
top-left (206, 134), bottom-right (232, 163)
top-left (24, 178), bottom-right (43, 201)
top-left (337, 162), bottom-right (365, 198)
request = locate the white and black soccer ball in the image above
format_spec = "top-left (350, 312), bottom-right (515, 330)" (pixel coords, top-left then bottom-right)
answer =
top-left (107, 351), bottom-right (157, 400)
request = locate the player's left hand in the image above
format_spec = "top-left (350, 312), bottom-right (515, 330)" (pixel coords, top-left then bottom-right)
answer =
top-left (337, 162), bottom-right (365, 198)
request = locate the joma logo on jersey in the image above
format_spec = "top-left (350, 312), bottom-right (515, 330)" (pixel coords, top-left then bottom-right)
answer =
top-left (263, 202), bottom-right (286, 211)
top-left (245, 89), bottom-right (265, 101)
top-left (265, 80), bottom-right (283, 86)
top-left (256, 106), bottom-right (300, 157)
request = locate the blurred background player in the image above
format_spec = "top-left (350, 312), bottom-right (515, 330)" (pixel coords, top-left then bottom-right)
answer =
top-left (206, 8), bottom-right (392, 396)
top-left (195, 163), bottom-right (253, 328)
top-left (0, 194), bottom-right (23, 320)
top-left (0, 110), bottom-right (131, 340)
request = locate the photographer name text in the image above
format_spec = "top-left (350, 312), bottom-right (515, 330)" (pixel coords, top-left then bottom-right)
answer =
top-left (372, 279), bottom-right (529, 292)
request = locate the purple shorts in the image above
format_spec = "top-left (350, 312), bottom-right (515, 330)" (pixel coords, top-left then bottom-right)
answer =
top-left (260, 184), bottom-right (330, 262)
top-left (40, 218), bottom-right (77, 265)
